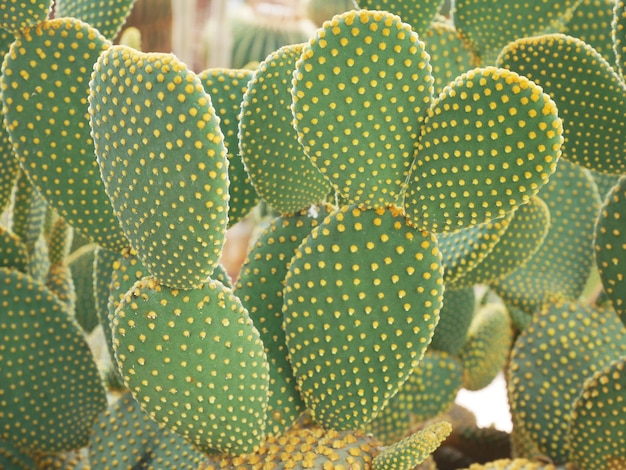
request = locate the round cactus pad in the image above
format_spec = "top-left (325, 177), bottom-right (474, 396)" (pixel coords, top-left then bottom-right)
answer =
top-left (283, 205), bottom-right (444, 430)
top-left (54, 0), bottom-right (136, 40)
top-left (357, 0), bottom-right (443, 39)
top-left (1, 18), bottom-right (129, 252)
top-left (614, 0), bottom-right (626, 79)
top-left (0, 266), bottom-right (107, 453)
top-left (113, 277), bottom-right (270, 454)
top-left (239, 43), bottom-right (332, 215)
top-left (291, 10), bottom-right (434, 208)
top-left (89, 45), bottom-right (229, 289)
top-left (429, 286), bottom-right (475, 355)
top-left (0, 0), bottom-right (51, 33)
top-left (404, 66), bottom-right (562, 233)
top-left (562, 0), bottom-right (615, 65)
top-left (498, 34), bottom-right (626, 175)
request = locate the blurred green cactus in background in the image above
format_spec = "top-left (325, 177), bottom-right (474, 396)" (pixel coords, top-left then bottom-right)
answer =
top-left (1, 0), bottom-right (626, 469)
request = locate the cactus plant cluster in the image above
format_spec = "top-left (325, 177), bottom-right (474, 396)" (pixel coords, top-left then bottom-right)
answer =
top-left (1, 0), bottom-right (626, 469)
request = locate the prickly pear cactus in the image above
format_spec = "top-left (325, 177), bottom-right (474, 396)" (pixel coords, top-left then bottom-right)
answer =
top-left (0, 0), bottom-right (51, 33)
top-left (54, 0), bottom-right (137, 40)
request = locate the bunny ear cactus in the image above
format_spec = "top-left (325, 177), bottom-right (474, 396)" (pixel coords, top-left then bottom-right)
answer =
top-left (613, 0), bottom-right (626, 79)
top-left (429, 286), bottom-right (476, 356)
top-left (562, 0), bottom-right (616, 64)
top-left (356, 0), bottom-right (444, 39)
top-left (0, 0), bottom-right (51, 33)
top-left (0, 30), bottom-right (19, 214)
top-left (54, 0), bottom-right (137, 40)
top-left (0, 225), bottom-right (29, 273)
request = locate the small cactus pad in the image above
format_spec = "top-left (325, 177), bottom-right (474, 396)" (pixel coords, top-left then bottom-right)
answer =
top-left (1, 18), bottom-right (129, 251)
top-left (367, 351), bottom-right (463, 445)
top-left (89, 45), bottom-right (229, 289)
top-left (404, 66), bottom-right (562, 233)
top-left (567, 357), bottom-right (626, 470)
top-left (89, 392), bottom-right (206, 469)
top-left (239, 43), bottom-right (332, 215)
top-left (562, 0), bottom-right (615, 65)
top-left (113, 277), bottom-right (270, 454)
top-left (235, 205), bottom-right (332, 436)
top-left (459, 303), bottom-right (513, 391)
top-left (54, 0), bottom-right (136, 40)
top-left (507, 298), bottom-right (626, 463)
top-left (372, 421), bottom-right (452, 470)
top-left (0, 266), bottom-right (107, 453)
top-left (498, 34), bottom-right (626, 175)
top-left (47, 217), bottom-right (73, 265)
top-left (9, 171), bottom-right (47, 254)
top-left (357, 0), bottom-right (443, 38)
top-left (45, 262), bottom-right (76, 314)
top-left (594, 176), bottom-right (626, 327)
top-left (291, 10), bottom-right (434, 208)
top-left (0, 0), bottom-right (51, 33)
top-left (491, 159), bottom-right (601, 315)
top-left (430, 286), bottom-right (476, 356)
top-left (68, 243), bottom-right (99, 333)
top-left (283, 205), bottom-right (444, 430)
top-left (613, 0), bottom-right (626, 79)
top-left (198, 67), bottom-right (258, 226)
top-left (0, 225), bottom-right (29, 273)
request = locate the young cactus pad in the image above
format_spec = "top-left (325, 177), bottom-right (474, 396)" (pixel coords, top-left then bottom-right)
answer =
top-left (54, 0), bottom-right (137, 40)
top-left (89, 45), bottom-right (229, 289)
top-left (112, 277), bottom-right (270, 454)
top-left (0, 0), bottom-right (51, 33)
top-left (283, 204), bottom-right (444, 430)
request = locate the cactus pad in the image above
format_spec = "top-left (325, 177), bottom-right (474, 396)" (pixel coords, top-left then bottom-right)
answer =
top-left (283, 204), bottom-right (444, 430)
top-left (89, 45), bottom-right (229, 289)
top-left (357, 0), bottom-right (443, 38)
top-left (613, 0), bottom-right (626, 79)
top-left (54, 0), bottom-right (136, 40)
top-left (404, 66), bottom-right (562, 233)
top-left (0, 225), bottom-right (29, 273)
top-left (113, 277), bottom-right (270, 454)
top-left (461, 459), bottom-right (559, 469)
top-left (291, 10), bottom-right (434, 208)
top-left (67, 243), bottom-right (99, 333)
top-left (0, 0), bottom-right (51, 33)
top-left (0, 266), bottom-right (107, 453)
top-left (0, 440), bottom-right (36, 470)
top-left (430, 286), bottom-right (476, 356)
top-left (1, 18), bottom-right (129, 251)
top-left (562, 0), bottom-right (615, 65)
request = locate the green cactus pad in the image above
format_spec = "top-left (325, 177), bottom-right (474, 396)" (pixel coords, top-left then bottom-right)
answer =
top-left (45, 262), bottom-right (76, 314)
top-left (373, 421), bottom-right (452, 470)
top-left (0, 31), bottom-right (19, 215)
top-left (54, 0), bottom-right (136, 40)
top-left (9, 171), bottom-right (47, 254)
top-left (456, 196), bottom-right (550, 287)
top-left (47, 217), bottom-right (72, 265)
top-left (460, 303), bottom-right (513, 391)
top-left (507, 298), bottom-right (626, 463)
top-left (423, 21), bottom-right (478, 96)
top-left (198, 67), bottom-right (258, 226)
top-left (567, 357), bottom-right (626, 470)
top-left (404, 66), bottom-right (562, 233)
top-left (367, 351), bottom-right (463, 445)
top-left (283, 204), bottom-right (444, 430)
top-left (460, 459), bottom-right (559, 469)
top-left (306, 0), bottom-right (357, 27)
top-left (235, 205), bottom-right (332, 436)
top-left (0, 0), bottom-right (51, 33)
top-left (430, 286), bottom-right (476, 356)
top-left (0, 440), bottom-right (37, 470)
top-left (0, 225), bottom-right (29, 273)
top-left (492, 159), bottom-right (601, 315)
top-left (67, 243), bottom-right (99, 333)
top-left (0, 266), bottom-right (107, 453)
top-left (595, 176), bottom-right (626, 327)
top-left (1, 18), bottom-right (129, 251)
top-left (591, 169), bottom-right (621, 200)
top-left (89, 45), bottom-right (229, 289)
top-left (239, 43), bottom-right (332, 214)
top-left (613, 0), bottom-right (626, 79)
top-left (357, 0), bottom-right (443, 37)
top-left (498, 34), bottom-right (626, 175)
top-left (113, 277), bottom-right (270, 454)
top-left (562, 0), bottom-right (615, 65)
top-left (89, 392), bottom-right (207, 469)
top-left (291, 10), bottom-right (434, 208)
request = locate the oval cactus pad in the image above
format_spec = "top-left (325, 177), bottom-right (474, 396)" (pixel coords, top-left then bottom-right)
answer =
top-left (113, 277), bottom-right (269, 455)
top-left (292, 10), bottom-right (433, 208)
top-left (283, 205), bottom-right (444, 430)
top-left (404, 66), bottom-right (563, 233)
top-left (89, 45), bottom-right (229, 289)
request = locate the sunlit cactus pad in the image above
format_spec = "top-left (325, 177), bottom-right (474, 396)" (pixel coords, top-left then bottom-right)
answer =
top-left (1, 18), bottom-right (129, 251)
top-left (0, 0), bottom-right (51, 33)
top-left (0, 266), bottom-right (107, 453)
top-left (239, 43), bottom-right (332, 215)
top-left (283, 204), bottom-right (444, 430)
top-left (54, 0), bottom-right (137, 40)
top-left (404, 66), bottom-right (562, 233)
top-left (291, 9), bottom-right (433, 208)
top-left (89, 45), bottom-right (229, 289)
top-left (113, 277), bottom-right (269, 454)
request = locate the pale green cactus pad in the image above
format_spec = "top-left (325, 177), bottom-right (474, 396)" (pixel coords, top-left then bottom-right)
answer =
top-left (1, 18), bottom-right (129, 251)
top-left (54, 0), bottom-right (137, 40)
top-left (356, 0), bottom-right (443, 37)
top-left (239, 43), bottom-right (332, 215)
top-left (0, 0), bottom-right (51, 33)
top-left (9, 171), bottom-right (47, 254)
top-left (562, 0), bottom-right (615, 65)
top-left (235, 205), bottom-right (332, 436)
top-left (283, 205), bottom-right (444, 430)
top-left (198, 67), bottom-right (258, 226)
top-left (429, 286), bottom-right (475, 356)
top-left (613, 0), bottom-right (626, 79)
top-left (460, 303), bottom-right (513, 391)
top-left (0, 225), bottom-right (29, 273)
top-left (367, 350), bottom-right (463, 445)
top-left (0, 266), bottom-right (107, 453)
top-left (498, 34), bottom-right (626, 175)
top-left (89, 45), bottom-right (229, 289)
top-left (89, 392), bottom-right (207, 469)
top-left (595, 176), bottom-right (626, 327)
top-left (113, 277), bottom-right (270, 454)
top-left (567, 356), bottom-right (626, 470)
top-left (68, 243), bottom-right (99, 333)
top-left (373, 421), bottom-right (452, 470)
top-left (291, 9), bottom-right (433, 208)
top-left (507, 298), bottom-right (626, 464)
top-left (404, 66), bottom-right (562, 233)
